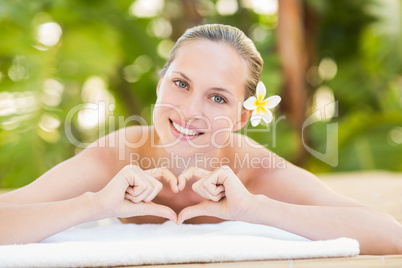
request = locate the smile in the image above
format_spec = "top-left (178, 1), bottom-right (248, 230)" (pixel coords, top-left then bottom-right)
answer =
top-left (169, 119), bottom-right (204, 136)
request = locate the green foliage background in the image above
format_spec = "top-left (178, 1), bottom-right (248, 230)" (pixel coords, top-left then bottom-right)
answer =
top-left (0, 0), bottom-right (401, 188)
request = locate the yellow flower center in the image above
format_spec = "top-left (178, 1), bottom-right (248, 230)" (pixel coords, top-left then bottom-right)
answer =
top-left (254, 98), bottom-right (270, 112)
top-left (256, 105), bottom-right (267, 115)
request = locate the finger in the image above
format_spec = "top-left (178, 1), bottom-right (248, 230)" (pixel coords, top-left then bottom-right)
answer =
top-left (142, 172), bottom-right (164, 191)
top-left (161, 168), bottom-right (179, 193)
top-left (126, 164), bottom-right (144, 185)
top-left (133, 168), bottom-right (157, 193)
top-left (214, 185), bottom-right (225, 194)
top-left (108, 165), bottom-right (137, 193)
top-left (177, 174), bottom-right (187, 192)
top-left (140, 172), bottom-right (165, 202)
top-left (129, 170), bottom-right (153, 201)
top-left (126, 183), bottom-right (159, 203)
top-left (205, 181), bottom-right (225, 196)
top-left (207, 190), bottom-right (225, 201)
top-left (179, 167), bottom-right (211, 191)
top-left (136, 202), bottom-right (178, 223)
top-left (147, 168), bottom-right (179, 193)
top-left (132, 185), bottom-right (153, 203)
top-left (133, 171), bottom-right (165, 202)
top-left (127, 182), bottom-right (158, 197)
top-left (177, 200), bottom-right (218, 224)
top-left (129, 183), bottom-right (146, 197)
top-left (190, 179), bottom-right (205, 197)
top-left (145, 167), bottom-right (160, 176)
top-left (125, 192), bottom-right (136, 202)
top-left (143, 180), bottom-right (163, 202)
top-left (126, 186), bottom-right (136, 196)
top-left (199, 187), bottom-right (225, 202)
top-left (190, 178), bottom-right (222, 201)
top-left (129, 170), bottom-right (164, 202)
top-left (131, 180), bottom-right (148, 197)
top-left (191, 166), bottom-right (212, 179)
top-left (125, 186), bottom-right (151, 203)
top-left (202, 166), bottom-right (243, 195)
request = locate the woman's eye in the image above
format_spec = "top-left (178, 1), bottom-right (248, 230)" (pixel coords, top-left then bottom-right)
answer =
top-left (174, 80), bottom-right (188, 89)
top-left (211, 95), bottom-right (226, 104)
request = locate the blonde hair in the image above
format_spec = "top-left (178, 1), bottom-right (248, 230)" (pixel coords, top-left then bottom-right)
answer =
top-left (159, 24), bottom-right (263, 99)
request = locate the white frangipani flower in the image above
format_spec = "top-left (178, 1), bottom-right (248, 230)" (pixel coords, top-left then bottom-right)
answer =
top-left (243, 81), bottom-right (281, 127)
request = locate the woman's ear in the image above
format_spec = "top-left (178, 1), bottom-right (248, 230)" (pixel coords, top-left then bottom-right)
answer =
top-left (233, 109), bottom-right (252, 131)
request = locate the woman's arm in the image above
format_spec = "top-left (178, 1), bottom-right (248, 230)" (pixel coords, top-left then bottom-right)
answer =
top-left (245, 192), bottom-right (402, 255)
top-left (177, 165), bottom-right (402, 255)
top-left (245, 163), bottom-right (402, 254)
top-left (0, 127), bottom-right (176, 244)
top-left (0, 133), bottom-right (122, 205)
top-left (0, 139), bottom-right (117, 244)
top-left (0, 163), bottom-right (176, 244)
top-left (0, 192), bottom-right (101, 244)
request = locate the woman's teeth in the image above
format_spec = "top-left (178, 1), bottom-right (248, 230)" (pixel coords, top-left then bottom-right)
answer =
top-left (171, 121), bottom-right (201, 136)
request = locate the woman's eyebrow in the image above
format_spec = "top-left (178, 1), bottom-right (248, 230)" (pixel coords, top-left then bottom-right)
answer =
top-left (173, 71), bottom-right (192, 82)
top-left (173, 71), bottom-right (234, 97)
top-left (210, 86), bottom-right (234, 97)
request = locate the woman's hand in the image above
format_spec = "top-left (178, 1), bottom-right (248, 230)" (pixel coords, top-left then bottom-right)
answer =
top-left (96, 164), bottom-right (177, 222)
top-left (177, 166), bottom-right (254, 224)
top-left (146, 167), bottom-right (181, 193)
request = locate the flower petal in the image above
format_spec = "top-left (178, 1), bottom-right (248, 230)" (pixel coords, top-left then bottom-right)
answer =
top-left (261, 110), bottom-right (273, 123)
top-left (264, 95), bottom-right (281, 109)
top-left (255, 105), bottom-right (268, 115)
top-left (243, 96), bottom-right (257, 110)
top-left (251, 109), bottom-right (257, 117)
top-left (250, 115), bottom-right (262, 127)
top-left (256, 81), bottom-right (266, 101)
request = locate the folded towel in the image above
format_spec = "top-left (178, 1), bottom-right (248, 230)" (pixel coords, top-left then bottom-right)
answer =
top-left (0, 220), bottom-right (359, 267)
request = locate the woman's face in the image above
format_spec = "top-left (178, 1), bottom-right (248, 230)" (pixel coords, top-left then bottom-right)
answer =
top-left (153, 40), bottom-right (250, 157)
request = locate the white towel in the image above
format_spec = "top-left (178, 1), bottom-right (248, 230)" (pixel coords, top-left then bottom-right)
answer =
top-left (0, 220), bottom-right (359, 267)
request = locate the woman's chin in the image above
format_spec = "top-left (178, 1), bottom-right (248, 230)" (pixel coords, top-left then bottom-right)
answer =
top-left (164, 145), bottom-right (205, 157)
top-left (155, 130), bottom-right (230, 157)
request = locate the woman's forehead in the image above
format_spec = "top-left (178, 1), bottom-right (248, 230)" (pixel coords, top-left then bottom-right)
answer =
top-left (168, 40), bottom-right (248, 97)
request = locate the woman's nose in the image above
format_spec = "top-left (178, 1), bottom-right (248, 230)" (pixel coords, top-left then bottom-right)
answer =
top-left (180, 93), bottom-right (203, 120)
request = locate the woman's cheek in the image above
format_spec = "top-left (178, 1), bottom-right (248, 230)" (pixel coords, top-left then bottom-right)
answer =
top-left (154, 90), bottom-right (183, 117)
top-left (209, 118), bottom-right (233, 148)
top-left (160, 90), bottom-right (186, 113)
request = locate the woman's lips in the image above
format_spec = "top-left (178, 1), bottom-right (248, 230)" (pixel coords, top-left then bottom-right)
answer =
top-left (169, 119), bottom-right (204, 141)
top-left (169, 118), bottom-right (204, 133)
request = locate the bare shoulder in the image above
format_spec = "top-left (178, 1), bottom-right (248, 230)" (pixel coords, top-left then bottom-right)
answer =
top-left (231, 133), bottom-right (364, 207)
top-left (59, 124), bottom-right (153, 176)
top-left (85, 125), bottom-right (152, 163)
top-left (228, 133), bottom-right (285, 178)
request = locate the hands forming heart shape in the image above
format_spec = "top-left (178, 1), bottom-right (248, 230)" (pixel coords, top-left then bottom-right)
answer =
top-left (97, 165), bottom-right (253, 224)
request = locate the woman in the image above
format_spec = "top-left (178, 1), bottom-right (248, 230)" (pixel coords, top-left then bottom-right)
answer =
top-left (0, 24), bottom-right (401, 254)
